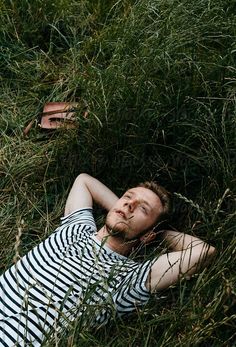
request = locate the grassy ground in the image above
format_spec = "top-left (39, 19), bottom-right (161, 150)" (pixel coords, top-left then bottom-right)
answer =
top-left (0, 0), bottom-right (235, 345)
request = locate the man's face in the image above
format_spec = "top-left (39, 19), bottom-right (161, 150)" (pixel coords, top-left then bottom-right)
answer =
top-left (105, 187), bottom-right (163, 241)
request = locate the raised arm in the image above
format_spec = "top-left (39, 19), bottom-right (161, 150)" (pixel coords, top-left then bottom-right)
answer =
top-left (64, 173), bottom-right (119, 216)
top-left (146, 230), bottom-right (216, 292)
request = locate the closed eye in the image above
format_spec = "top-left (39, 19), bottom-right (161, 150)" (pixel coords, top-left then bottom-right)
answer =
top-left (123, 194), bottom-right (131, 199)
top-left (140, 205), bottom-right (148, 214)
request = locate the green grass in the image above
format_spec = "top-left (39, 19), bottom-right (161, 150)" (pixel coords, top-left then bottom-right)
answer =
top-left (0, 0), bottom-right (235, 345)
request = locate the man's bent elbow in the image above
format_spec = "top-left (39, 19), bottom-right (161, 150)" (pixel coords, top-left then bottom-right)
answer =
top-left (76, 173), bottom-right (90, 181)
top-left (209, 245), bottom-right (216, 255)
top-left (207, 245), bottom-right (217, 259)
top-left (200, 243), bottom-right (216, 268)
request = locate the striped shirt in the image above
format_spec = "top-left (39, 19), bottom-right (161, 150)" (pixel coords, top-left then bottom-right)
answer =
top-left (0, 208), bottom-right (153, 346)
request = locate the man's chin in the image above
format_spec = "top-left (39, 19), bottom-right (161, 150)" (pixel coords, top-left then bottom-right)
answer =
top-left (106, 223), bottom-right (126, 238)
top-left (105, 222), bottom-right (139, 242)
top-left (105, 218), bottom-right (129, 239)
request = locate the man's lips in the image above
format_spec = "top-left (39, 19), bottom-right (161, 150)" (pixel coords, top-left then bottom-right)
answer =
top-left (115, 210), bottom-right (127, 219)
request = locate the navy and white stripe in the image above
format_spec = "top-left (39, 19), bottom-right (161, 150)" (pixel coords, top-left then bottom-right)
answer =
top-left (0, 208), bottom-right (152, 346)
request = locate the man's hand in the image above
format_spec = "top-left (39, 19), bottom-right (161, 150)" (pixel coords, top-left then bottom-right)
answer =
top-left (146, 230), bottom-right (216, 292)
top-left (64, 173), bottom-right (119, 216)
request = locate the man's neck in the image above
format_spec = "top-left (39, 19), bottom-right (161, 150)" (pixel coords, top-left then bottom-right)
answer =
top-left (95, 225), bottom-right (139, 256)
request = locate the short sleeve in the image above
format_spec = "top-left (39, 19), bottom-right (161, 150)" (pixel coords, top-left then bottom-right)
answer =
top-left (60, 208), bottom-right (97, 231)
top-left (112, 259), bottom-right (154, 316)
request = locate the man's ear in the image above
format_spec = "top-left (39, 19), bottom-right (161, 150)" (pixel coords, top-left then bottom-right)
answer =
top-left (139, 231), bottom-right (156, 244)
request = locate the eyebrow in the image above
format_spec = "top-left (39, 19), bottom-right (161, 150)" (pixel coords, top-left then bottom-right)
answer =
top-left (125, 190), bottom-right (153, 211)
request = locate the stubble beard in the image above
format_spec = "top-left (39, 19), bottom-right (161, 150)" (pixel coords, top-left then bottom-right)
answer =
top-left (105, 214), bottom-right (136, 242)
top-left (105, 213), bottom-right (156, 243)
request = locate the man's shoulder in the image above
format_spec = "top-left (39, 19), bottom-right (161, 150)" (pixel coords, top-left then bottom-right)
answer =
top-left (60, 208), bottom-right (97, 230)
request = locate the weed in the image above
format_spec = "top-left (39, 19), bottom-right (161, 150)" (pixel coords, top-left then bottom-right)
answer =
top-left (0, 0), bottom-right (235, 345)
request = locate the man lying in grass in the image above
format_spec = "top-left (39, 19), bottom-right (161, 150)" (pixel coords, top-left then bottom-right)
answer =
top-left (0, 173), bottom-right (216, 346)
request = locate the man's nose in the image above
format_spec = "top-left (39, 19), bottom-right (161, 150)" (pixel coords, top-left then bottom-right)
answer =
top-left (125, 199), bottom-right (137, 212)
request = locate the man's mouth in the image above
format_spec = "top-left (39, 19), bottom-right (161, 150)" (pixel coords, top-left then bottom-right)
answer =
top-left (115, 210), bottom-right (127, 219)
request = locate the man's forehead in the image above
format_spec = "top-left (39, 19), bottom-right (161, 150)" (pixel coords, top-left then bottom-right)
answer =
top-left (125, 187), bottom-right (161, 207)
top-left (126, 186), bottom-right (154, 196)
